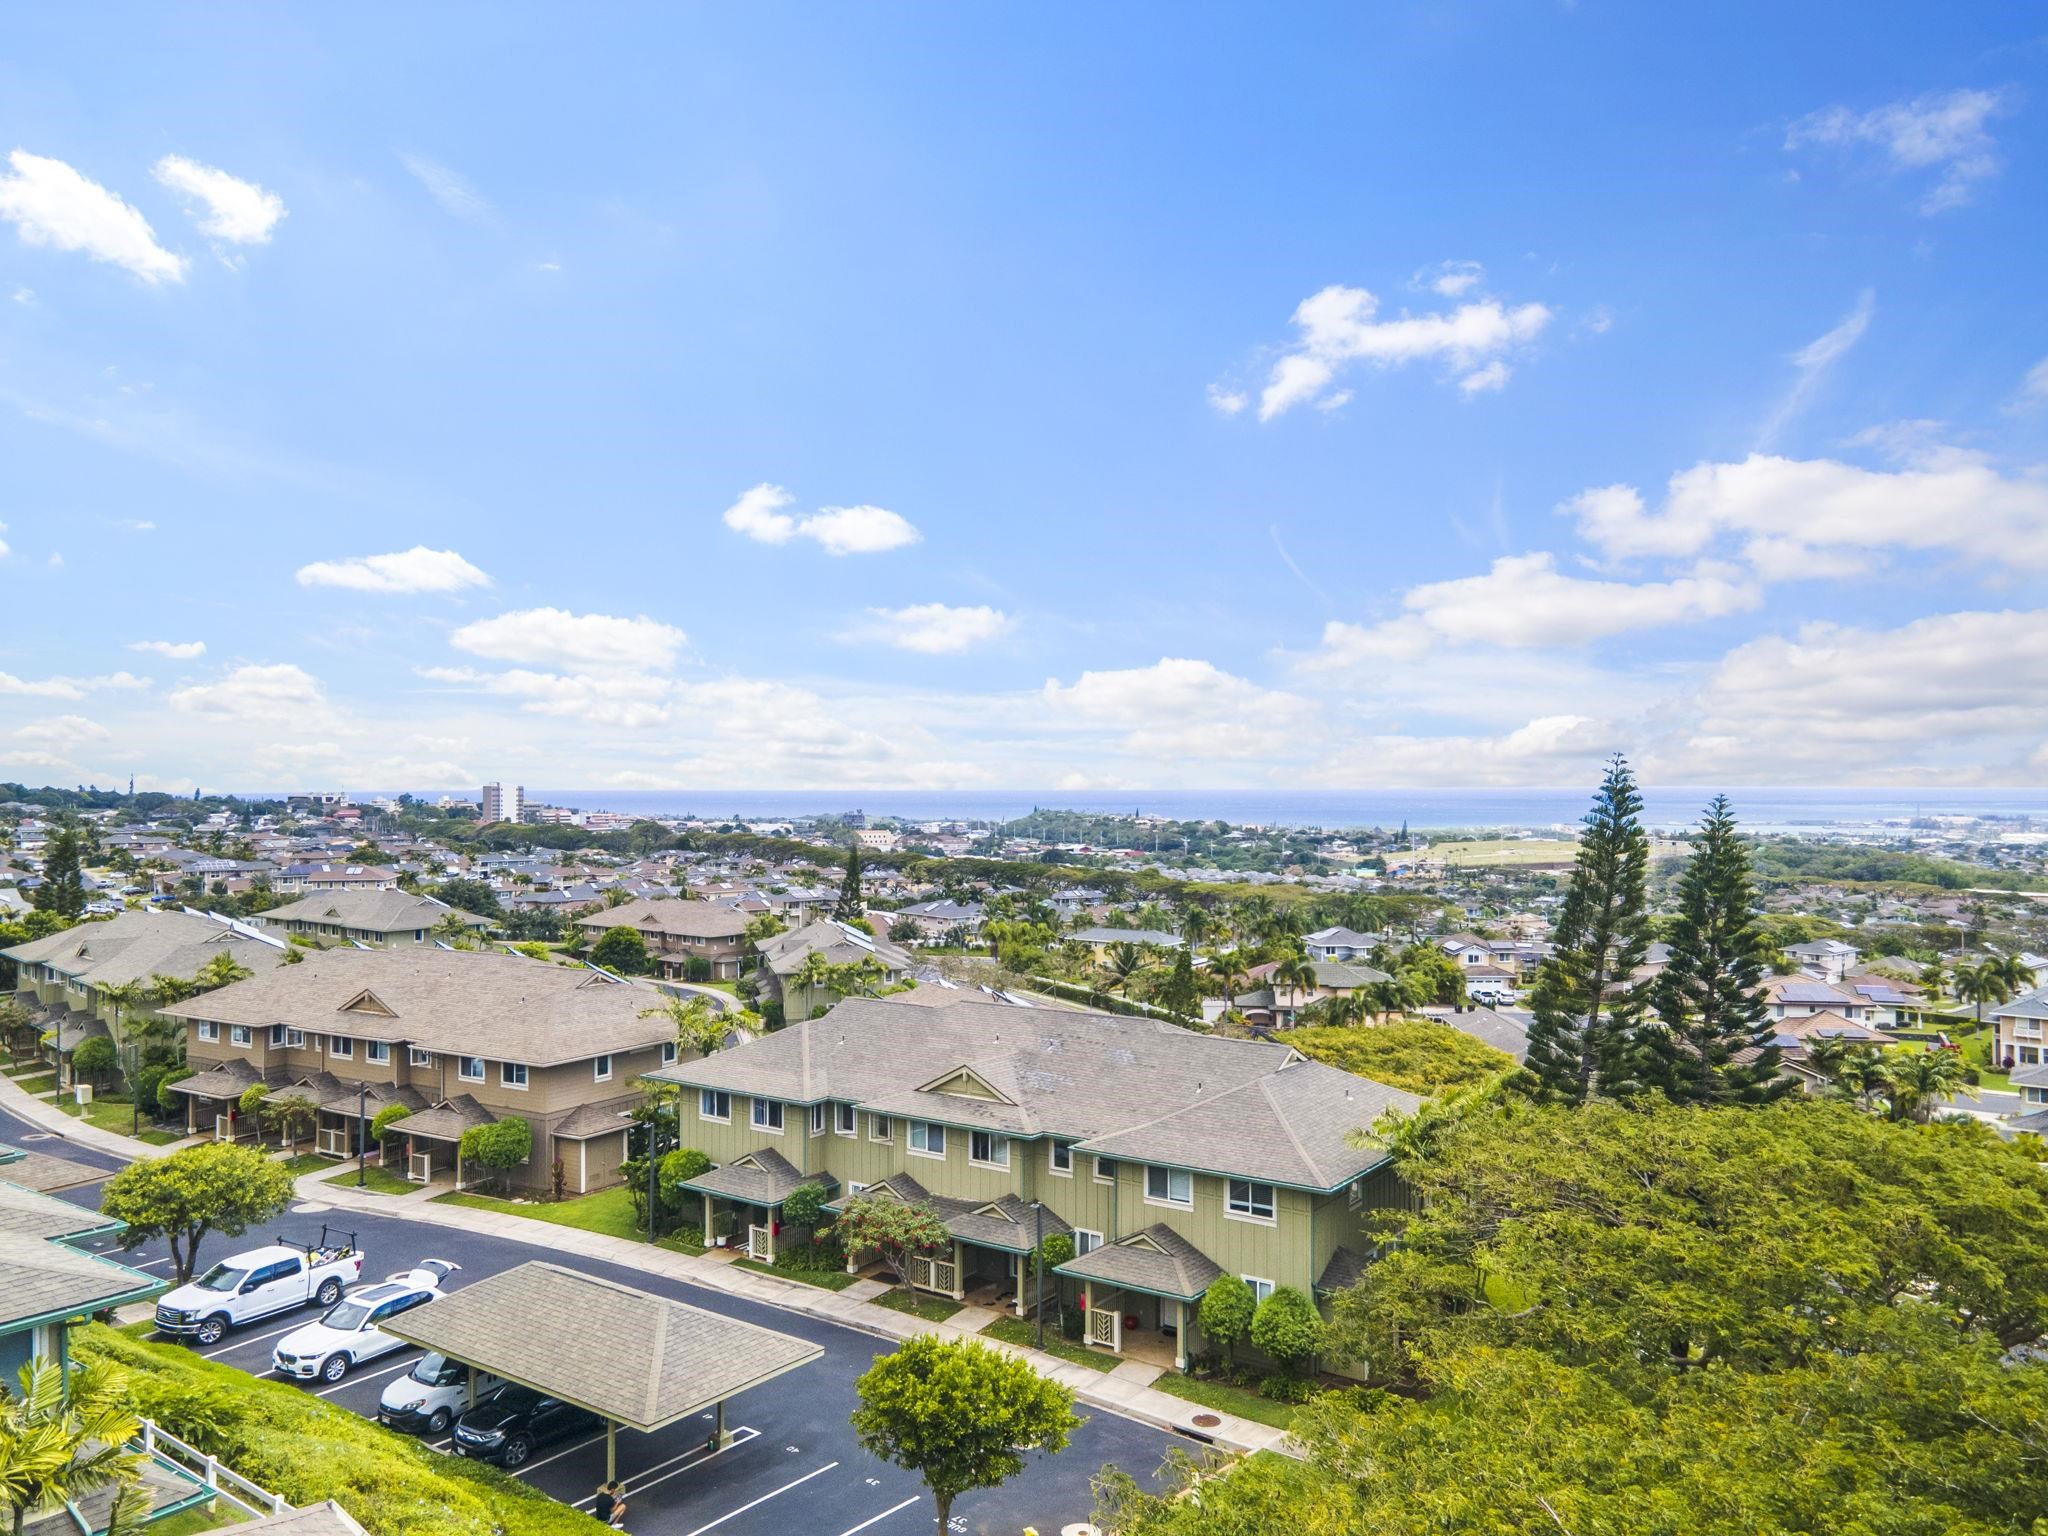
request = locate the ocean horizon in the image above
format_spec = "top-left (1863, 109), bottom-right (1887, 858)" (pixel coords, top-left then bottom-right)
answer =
top-left (326, 786), bottom-right (2048, 836)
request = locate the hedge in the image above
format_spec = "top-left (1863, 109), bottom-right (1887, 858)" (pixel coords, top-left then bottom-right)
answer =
top-left (73, 1325), bottom-right (601, 1535)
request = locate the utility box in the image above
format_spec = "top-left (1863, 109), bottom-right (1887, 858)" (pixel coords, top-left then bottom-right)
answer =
top-left (74, 1084), bottom-right (93, 1105)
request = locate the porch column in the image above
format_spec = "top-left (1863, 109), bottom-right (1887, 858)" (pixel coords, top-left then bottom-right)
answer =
top-left (951, 1240), bottom-right (964, 1301)
top-left (701, 1192), bottom-right (713, 1240)
top-left (1174, 1298), bottom-right (1188, 1371)
top-left (1014, 1253), bottom-right (1026, 1318)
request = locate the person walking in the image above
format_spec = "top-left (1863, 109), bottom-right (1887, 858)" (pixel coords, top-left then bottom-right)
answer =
top-left (592, 1481), bottom-right (628, 1528)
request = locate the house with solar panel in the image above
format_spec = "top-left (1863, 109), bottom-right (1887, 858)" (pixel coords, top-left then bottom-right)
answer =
top-left (647, 993), bottom-right (1418, 1370)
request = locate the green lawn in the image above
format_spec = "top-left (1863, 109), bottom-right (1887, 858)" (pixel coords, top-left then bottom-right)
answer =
top-left (872, 1287), bottom-right (962, 1323)
top-left (434, 1186), bottom-right (643, 1240)
top-left (980, 1315), bottom-right (1119, 1371)
top-left (323, 1163), bottom-right (417, 1195)
top-left (656, 1229), bottom-right (707, 1256)
top-left (53, 1094), bottom-right (183, 1143)
top-left (148, 1504), bottom-right (249, 1533)
top-left (11, 1072), bottom-right (56, 1096)
top-left (733, 1257), bottom-right (858, 1290)
top-left (1150, 1371), bottom-right (1301, 1430)
top-left (274, 1152), bottom-right (335, 1176)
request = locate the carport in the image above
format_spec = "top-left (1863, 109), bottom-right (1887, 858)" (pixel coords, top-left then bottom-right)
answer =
top-left (380, 1260), bottom-right (823, 1483)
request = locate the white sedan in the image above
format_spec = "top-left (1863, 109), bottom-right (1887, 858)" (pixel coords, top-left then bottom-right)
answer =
top-left (271, 1262), bottom-right (457, 1384)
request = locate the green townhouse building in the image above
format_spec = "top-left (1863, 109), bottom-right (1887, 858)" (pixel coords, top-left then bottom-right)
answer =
top-left (647, 994), bottom-right (1419, 1369)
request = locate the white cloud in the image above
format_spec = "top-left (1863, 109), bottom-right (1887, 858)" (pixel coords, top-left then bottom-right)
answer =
top-left (2013, 356), bottom-right (2048, 410)
top-left (0, 151), bottom-right (185, 283)
top-left (117, 518), bottom-right (155, 532)
top-left (169, 663), bottom-right (323, 718)
top-left (1756, 290), bottom-right (1874, 448)
top-left (151, 155), bottom-right (286, 245)
top-left (1304, 552), bottom-right (1760, 660)
top-left (46, 552), bottom-right (62, 570)
top-left (1459, 360), bottom-right (1511, 395)
top-left (1044, 657), bottom-right (1315, 760)
top-left (10, 287), bottom-right (30, 304)
top-left (128, 639), bottom-right (206, 659)
top-left (450, 608), bottom-right (687, 672)
top-left (1565, 447), bottom-right (2048, 572)
top-left (848, 604), bottom-right (1013, 654)
top-left (721, 486), bottom-right (921, 555)
top-left (1786, 89), bottom-right (2006, 214)
top-left (398, 152), bottom-right (493, 223)
top-left (419, 665), bottom-right (679, 728)
top-left (1420, 260), bottom-right (1485, 298)
top-left (1206, 383), bottom-right (1249, 416)
top-left (1252, 281), bottom-right (1552, 419)
top-left (295, 546), bottom-right (491, 594)
top-left (11, 715), bottom-right (109, 748)
top-left (0, 670), bottom-right (147, 700)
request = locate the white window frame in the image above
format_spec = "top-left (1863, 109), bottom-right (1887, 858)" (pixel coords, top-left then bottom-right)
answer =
top-left (1226, 1179), bottom-right (1276, 1224)
top-left (408, 1046), bottom-right (432, 1067)
top-left (661, 1041), bottom-right (678, 1066)
top-left (288, 1028), bottom-right (307, 1048)
top-left (811, 1102), bottom-right (827, 1136)
top-left (1243, 1275), bottom-right (1275, 1305)
top-left (750, 1098), bottom-right (785, 1134)
top-left (501, 1062), bottom-right (529, 1090)
top-left (699, 1089), bottom-right (731, 1123)
top-left (230, 1025), bottom-right (253, 1048)
top-left (908, 1120), bottom-right (946, 1159)
top-left (1048, 1140), bottom-right (1072, 1177)
top-left (835, 1102), bottom-right (857, 1137)
top-left (870, 1113), bottom-right (893, 1143)
top-left (457, 1056), bottom-right (485, 1083)
top-left (848, 1180), bottom-right (868, 1196)
top-left (1093, 1156), bottom-right (1119, 1185)
top-left (1073, 1229), bottom-right (1103, 1256)
top-left (269, 1024), bottom-right (285, 1047)
top-left (968, 1130), bottom-right (1009, 1169)
top-left (329, 1034), bottom-right (353, 1060)
top-left (196, 1021), bottom-right (219, 1043)
top-left (1144, 1165), bottom-right (1193, 1209)
top-left (366, 1040), bottom-right (391, 1064)
top-left (593, 1054), bottom-right (613, 1083)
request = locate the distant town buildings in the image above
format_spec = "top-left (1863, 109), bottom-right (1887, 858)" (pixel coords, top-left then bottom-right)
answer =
top-left (480, 782), bottom-right (525, 825)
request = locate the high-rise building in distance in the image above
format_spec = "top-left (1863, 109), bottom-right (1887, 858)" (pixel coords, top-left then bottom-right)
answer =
top-left (480, 782), bottom-right (525, 824)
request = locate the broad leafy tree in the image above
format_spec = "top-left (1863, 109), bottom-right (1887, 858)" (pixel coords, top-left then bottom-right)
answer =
top-left (1525, 755), bottom-right (1653, 1103)
top-left (1198, 1274), bottom-right (1255, 1365)
top-left (835, 1193), bottom-right (950, 1282)
top-left (99, 1141), bottom-right (293, 1283)
top-left (1287, 1020), bottom-right (1513, 1096)
top-left (851, 1335), bottom-right (1080, 1533)
top-left (588, 925), bottom-right (650, 974)
top-left (1648, 796), bottom-right (1789, 1106)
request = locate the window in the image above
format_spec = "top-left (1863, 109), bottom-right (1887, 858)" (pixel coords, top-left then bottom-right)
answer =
top-left (1145, 1165), bottom-right (1193, 1208)
top-left (811, 1102), bottom-right (827, 1136)
top-left (287, 1028), bottom-right (306, 1049)
top-left (870, 1113), bottom-right (893, 1142)
top-left (330, 1035), bottom-right (353, 1060)
top-left (969, 1130), bottom-right (1009, 1168)
top-left (908, 1120), bottom-right (946, 1158)
top-left (367, 1041), bottom-right (391, 1064)
top-left (230, 1025), bottom-right (253, 1048)
top-left (458, 1056), bottom-right (485, 1082)
top-left (751, 1098), bottom-right (785, 1132)
top-left (593, 1054), bottom-right (613, 1082)
top-left (700, 1089), bottom-right (731, 1122)
top-left (409, 1047), bottom-right (433, 1067)
top-left (501, 1062), bottom-right (529, 1089)
top-left (848, 1181), bottom-right (868, 1196)
top-left (1226, 1179), bottom-right (1276, 1222)
top-left (1073, 1229), bottom-right (1103, 1256)
top-left (270, 1024), bottom-right (286, 1047)
top-left (661, 1041), bottom-right (678, 1066)
top-left (196, 1021), bottom-right (219, 1043)
top-left (835, 1102), bottom-right (857, 1136)
top-left (1243, 1276), bottom-right (1275, 1304)
top-left (1093, 1156), bottom-right (1119, 1184)
top-left (1048, 1141), bottom-right (1072, 1176)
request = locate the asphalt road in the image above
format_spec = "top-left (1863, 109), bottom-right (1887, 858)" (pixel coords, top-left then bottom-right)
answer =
top-left (10, 1108), bottom-right (1181, 1536)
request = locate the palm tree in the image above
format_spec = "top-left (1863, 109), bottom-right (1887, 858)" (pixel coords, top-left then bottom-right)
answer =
top-left (1803, 1032), bottom-right (1855, 1084)
top-left (1103, 943), bottom-right (1152, 996)
top-left (1205, 953), bottom-right (1250, 1014)
top-left (1177, 905), bottom-right (1215, 954)
top-left (431, 912), bottom-right (477, 949)
top-left (1271, 953), bottom-right (1318, 1021)
top-left (193, 953), bottom-right (254, 993)
top-left (642, 993), bottom-right (730, 1057)
top-left (1988, 953), bottom-right (2035, 998)
top-left (1953, 960), bottom-right (2015, 1036)
top-left (1883, 1049), bottom-right (1976, 1124)
top-left (0, 1359), bottom-right (151, 1536)
top-left (1827, 1047), bottom-right (1891, 1111)
top-left (1362, 978), bottom-right (1408, 1021)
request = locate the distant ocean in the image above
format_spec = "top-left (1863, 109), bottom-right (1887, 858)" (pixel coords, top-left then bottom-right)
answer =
top-left (400, 787), bottom-right (2048, 837)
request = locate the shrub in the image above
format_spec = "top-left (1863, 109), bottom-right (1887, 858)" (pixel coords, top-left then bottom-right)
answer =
top-left (588, 926), bottom-right (650, 975)
top-left (1060, 1304), bottom-right (1085, 1342)
top-left (683, 955), bottom-right (713, 983)
top-left (1257, 1372), bottom-right (1320, 1404)
top-left (155, 1068), bottom-right (192, 1117)
top-left (1200, 1274), bottom-right (1256, 1365)
top-left (1250, 1286), bottom-right (1324, 1375)
top-left (72, 1035), bottom-right (117, 1083)
top-left (659, 1147), bottom-right (713, 1193)
top-left (782, 1180), bottom-right (829, 1229)
top-left (135, 1062), bottom-right (169, 1112)
top-left (460, 1117), bottom-right (532, 1182)
top-left (775, 1228), bottom-right (846, 1273)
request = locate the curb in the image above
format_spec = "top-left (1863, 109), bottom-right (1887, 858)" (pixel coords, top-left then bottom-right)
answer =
top-left (0, 1066), bottom-right (169, 1161)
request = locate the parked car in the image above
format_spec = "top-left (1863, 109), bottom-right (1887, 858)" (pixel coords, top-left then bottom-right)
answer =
top-left (271, 1261), bottom-right (458, 1383)
top-left (378, 1351), bottom-right (505, 1435)
top-left (450, 1384), bottom-right (601, 1467)
top-left (155, 1228), bottom-right (362, 1346)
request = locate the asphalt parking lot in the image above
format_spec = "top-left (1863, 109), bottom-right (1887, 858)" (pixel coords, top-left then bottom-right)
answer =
top-left (10, 1108), bottom-right (1179, 1535)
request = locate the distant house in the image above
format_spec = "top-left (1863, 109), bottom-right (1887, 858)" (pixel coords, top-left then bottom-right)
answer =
top-left (1761, 976), bottom-right (1879, 1026)
top-left (886, 899), bottom-right (986, 943)
top-left (1785, 938), bottom-right (1859, 984)
top-left (1304, 926), bottom-right (1378, 963)
top-left (1737, 1011), bottom-right (1899, 1094)
top-left (1991, 985), bottom-right (2048, 1070)
top-left (1069, 926), bottom-right (1183, 953)
top-left (256, 891), bottom-right (490, 948)
top-left (757, 920), bottom-right (915, 1018)
top-left (274, 864), bottom-right (399, 895)
top-left (576, 898), bottom-right (753, 980)
top-left (1418, 1004), bottom-right (1530, 1063)
top-left (1233, 959), bottom-right (1393, 1029)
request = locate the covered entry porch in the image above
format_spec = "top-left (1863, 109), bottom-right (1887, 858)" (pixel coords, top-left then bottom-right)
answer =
top-left (823, 1173), bottom-right (1072, 1314)
top-left (385, 1094), bottom-right (495, 1187)
top-left (316, 1082), bottom-right (427, 1160)
top-left (1055, 1222), bottom-right (1223, 1371)
top-left (679, 1147), bottom-right (837, 1261)
top-left (167, 1058), bottom-right (264, 1141)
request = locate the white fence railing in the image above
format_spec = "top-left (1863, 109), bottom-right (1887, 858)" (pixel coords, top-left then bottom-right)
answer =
top-left (140, 1418), bottom-right (292, 1517)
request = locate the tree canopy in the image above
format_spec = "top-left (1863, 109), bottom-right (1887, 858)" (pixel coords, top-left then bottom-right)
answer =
top-left (99, 1142), bottom-right (294, 1283)
top-left (1285, 1020), bottom-right (1513, 1096)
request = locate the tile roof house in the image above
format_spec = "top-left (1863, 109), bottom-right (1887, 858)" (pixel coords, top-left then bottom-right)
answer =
top-left (255, 890), bottom-right (491, 947)
top-left (576, 898), bottom-right (753, 979)
top-left (648, 995), bottom-right (1419, 1369)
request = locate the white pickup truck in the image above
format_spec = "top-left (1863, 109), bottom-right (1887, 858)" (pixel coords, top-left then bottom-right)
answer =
top-left (154, 1228), bottom-right (363, 1346)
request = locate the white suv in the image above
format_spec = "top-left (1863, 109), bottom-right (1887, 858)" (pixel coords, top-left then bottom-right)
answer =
top-left (379, 1351), bottom-right (505, 1435)
top-left (271, 1262), bottom-right (457, 1383)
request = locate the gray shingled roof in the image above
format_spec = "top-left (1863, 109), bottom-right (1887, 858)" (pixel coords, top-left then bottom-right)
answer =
top-left (759, 921), bottom-right (915, 977)
top-left (169, 1057), bottom-right (263, 1101)
top-left (551, 1101), bottom-right (631, 1140)
top-left (2010, 1062), bottom-right (2048, 1090)
top-left (0, 1229), bottom-right (160, 1328)
top-left (1316, 1246), bottom-right (1369, 1294)
top-left (0, 1180), bottom-right (121, 1242)
top-left (236, 1504), bottom-right (368, 1536)
top-left (2, 909), bottom-right (283, 990)
top-left (381, 1261), bottom-right (821, 1429)
top-left (576, 898), bottom-right (752, 941)
top-left (155, 948), bottom-right (671, 1067)
top-left (1418, 1005), bottom-right (1531, 1063)
top-left (679, 1147), bottom-right (817, 1205)
top-left (260, 890), bottom-right (489, 936)
top-left (1995, 985), bottom-right (2048, 1023)
top-left (1055, 1223), bottom-right (1221, 1301)
top-left (651, 996), bottom-right (1418, 1191)
top-left (387, 1094), bottom-right (495, 1144)
top-left (317, 1081), bottom-right (428, 1119)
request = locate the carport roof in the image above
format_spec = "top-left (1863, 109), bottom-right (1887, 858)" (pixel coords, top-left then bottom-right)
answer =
top-left (236, 1504), bottom-right (368, 1535)
top-left (382, 1260), bottom-right (822, 1431)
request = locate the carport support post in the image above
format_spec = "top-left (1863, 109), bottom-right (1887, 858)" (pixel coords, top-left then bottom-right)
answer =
top-left (714, 1398), bottom-right (726, 1450)
top-left (605, 1419), bottom-right (616, 1484)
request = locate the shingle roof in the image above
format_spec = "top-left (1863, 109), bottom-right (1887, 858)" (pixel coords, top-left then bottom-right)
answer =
top-left (387, 1094), bottom-right (494, 1143)
top-left (652, 997), bottom-right (1418, 1191)
top-left (759, 921), bottom-right (915, 976)
top-left (237, 1504), bottom-right (369, 1536)
top-left (2, 908), bottom-right (283, 991)
top-left (0, 1225), bottom-right (160, 1328)
top-left (169, 1057), bottom-right (263, 1100)
top-left (317, 1081), bottom-right (428, 1119)
top-left (1764, 976), bottom-right (1862, 1007)
top-left (1994, 985), bottom-right (2048, 1023)
top-left (2009, 1062), bottom-right (2048, 1090)
top-left (1069, 927), bottom-right (1182, 948)
top-left (0, 1180), bottom-right (121, 1242)
top-left (1055, 1223), bottom-right (1220, 1301)
top-left (381, 1260), bottom-right (822, 1430)
top-left (155, 948), bottom-right (671, 1067)
top-left (1419, 1005), bottom-right (1531, 1063)
top-left (1316, 1245), bottom-right (1369, 1294)
top-left (576, 898), bottom-right (751, 941)
top-left (679, 1147), bottom-right (818, 1205)
top-left (551, 1101), bottom-right (631, 1140)
top-left (260, 891), bottom-right (489, 936)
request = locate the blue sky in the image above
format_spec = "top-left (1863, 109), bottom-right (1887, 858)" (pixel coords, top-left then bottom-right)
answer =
top-left (2, 3), bottom-right (2045, 793)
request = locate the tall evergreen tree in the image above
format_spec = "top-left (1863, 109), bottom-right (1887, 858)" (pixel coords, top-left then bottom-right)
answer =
top-left (32, 820), bottom-right (86, 919)
top-left (1525, 755), bottom-right (1653, 1104)
top-left (1649, 796), bottom-right (1791, 1106)
top-left (834, 843), bottom-right (865, 922)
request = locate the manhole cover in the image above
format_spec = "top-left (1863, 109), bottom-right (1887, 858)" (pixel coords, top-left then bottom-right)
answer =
top-left (1190, 1413), bottom-right (1222, 1428)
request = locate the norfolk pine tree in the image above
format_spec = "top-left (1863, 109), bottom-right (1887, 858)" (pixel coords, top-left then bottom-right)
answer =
top-left (1525, 756), bottom-right (1653, 1104)
top-left (1649, 796), bottom-right (1790, 1106)
top-left (833, 843), bottom-right (865, 922)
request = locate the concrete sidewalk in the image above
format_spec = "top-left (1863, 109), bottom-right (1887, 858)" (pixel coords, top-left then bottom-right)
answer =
top-left (296, 1169), bottom-right (1297, 1459)
top-left (0, 1064), bottom-right (182, 1160)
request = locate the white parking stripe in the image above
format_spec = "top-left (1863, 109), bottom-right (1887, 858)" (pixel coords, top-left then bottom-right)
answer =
top-left (314, 1354), bottom-right (420, 1397)
top-left (680, 1461), bottom-right (841, 1536)
top-left (200, 1319), bottom-right (318, 1359)
top-left (835, 1497), bottom-right (921, 1536)
top-left (570, 1427), bottom-right (761, 1508)
top-left (509, 1430), bottom-right (608, 1478)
